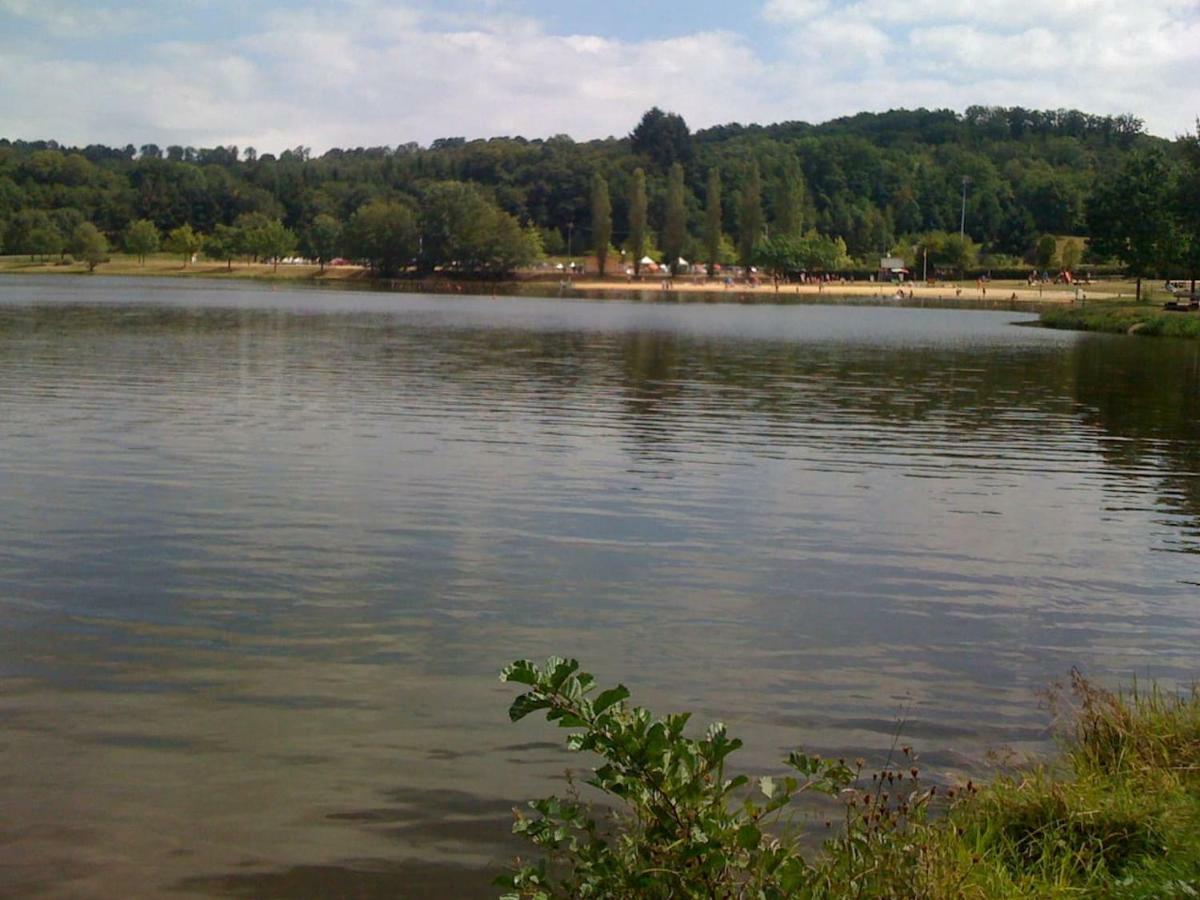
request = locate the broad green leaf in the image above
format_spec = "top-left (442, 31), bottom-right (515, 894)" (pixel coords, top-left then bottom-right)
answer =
top-left (594, 685), bottom-right (630, 714)
top-left (509, 692), bottom-right (551, 722)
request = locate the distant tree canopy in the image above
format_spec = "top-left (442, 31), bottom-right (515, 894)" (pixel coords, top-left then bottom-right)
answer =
top-left (630, 107), bottom-right (693, 171)
top-left (0, 106), bottom-right (1195, 280)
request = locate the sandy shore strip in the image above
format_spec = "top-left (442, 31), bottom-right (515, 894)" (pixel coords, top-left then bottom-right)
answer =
top-left (564, 278), bottom-right (1115, 304)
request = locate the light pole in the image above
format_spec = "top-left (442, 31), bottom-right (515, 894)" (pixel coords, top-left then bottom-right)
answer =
top-left (566, 221), bottom-right (574, 283)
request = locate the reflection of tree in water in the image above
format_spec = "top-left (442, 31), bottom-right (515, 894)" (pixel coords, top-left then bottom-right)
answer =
top-left (1068, 336), bottom-right (1200, 550)
top-left (13, 302), bottom-right (1196, 546)
top-left (618, 332), bottom-right (685, 462)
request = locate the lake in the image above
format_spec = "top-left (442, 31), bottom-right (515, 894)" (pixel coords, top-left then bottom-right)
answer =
top-left (1, 276), bottom-right (1198, 898)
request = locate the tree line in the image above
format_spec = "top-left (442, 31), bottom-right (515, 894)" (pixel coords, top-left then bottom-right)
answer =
top-left (0, 105), bottom-right (1196, 281)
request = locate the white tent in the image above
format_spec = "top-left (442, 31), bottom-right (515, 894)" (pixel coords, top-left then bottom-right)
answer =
top-left (640, 256), bottom-right (655, 265)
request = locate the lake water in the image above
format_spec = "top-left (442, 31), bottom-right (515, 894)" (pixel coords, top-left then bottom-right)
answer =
top-left (1, 276), bottom-right (1198, 898)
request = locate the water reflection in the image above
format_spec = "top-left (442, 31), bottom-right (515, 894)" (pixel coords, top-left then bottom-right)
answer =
top-left (1, 279), bottom-right (1198, 898)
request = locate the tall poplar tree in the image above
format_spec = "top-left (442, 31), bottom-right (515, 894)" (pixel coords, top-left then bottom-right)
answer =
top-left (773, 158), bottom-right (809, 238)
top-left (663, 163), bottom-right (686, 276)
top-left (629, 167), bottom-right (647, 276)
top-left (738, 161), bottom-right (763, 271)
top-left (704, 167), bottom-right (722, 278)
top-left (591, 173), bottom-right (612, 276)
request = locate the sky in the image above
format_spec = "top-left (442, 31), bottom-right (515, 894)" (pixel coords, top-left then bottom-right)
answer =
top-left (0, 0), bottom-right (1197, 152)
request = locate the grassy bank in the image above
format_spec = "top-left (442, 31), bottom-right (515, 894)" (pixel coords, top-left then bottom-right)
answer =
top-left (0, 252), bottom-right (370, 282)
top-left (1041, 302), bottom-right (1200, 339)
top-left (500, 660), bottom-right (1200, 898)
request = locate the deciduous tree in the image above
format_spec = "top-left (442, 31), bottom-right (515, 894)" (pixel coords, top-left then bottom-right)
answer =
top-left (704, 168), bottom-right (722, 278)
top-left (662, 163), bottom-right (686, 275)
top-left (344, 199), bottom-right (418, 276)
top-left (738, 161), bottom-right (763, 271)
top-left (302, 214), bottom-right (342, 272)
top-left (1087, 148), bottom-right (1178, 300)
top-left (164, 224), bottom-right (203, 266)
top-left (590, 174), bottom-right (612, 277)
top-left (628, 168), bottom-right (647, 276)
top-left (123, 219), bottom-right (159, 265)
top-left (71, 222), bottom-right (108, 272)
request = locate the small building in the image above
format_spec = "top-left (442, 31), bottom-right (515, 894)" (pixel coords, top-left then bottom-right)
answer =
top-left (879, 257), bottom-right (908, 282)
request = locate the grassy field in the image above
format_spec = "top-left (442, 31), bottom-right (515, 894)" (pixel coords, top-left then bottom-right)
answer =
top-left (0, 252), bottom-right (370, 282)
top-left (1041, 302), bottom-right (1200, 339)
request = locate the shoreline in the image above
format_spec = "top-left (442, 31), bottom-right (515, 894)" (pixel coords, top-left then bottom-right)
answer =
top-left (0, 256), bottom-right (1124, 308)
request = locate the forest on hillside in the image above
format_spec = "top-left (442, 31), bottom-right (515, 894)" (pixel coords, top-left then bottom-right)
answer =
top-left (1, 106), bottom-right (1197, 279)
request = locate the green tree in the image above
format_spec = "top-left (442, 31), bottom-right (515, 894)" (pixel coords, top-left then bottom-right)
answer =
top-left (28, 221), bottom-right (64, 261)
top-left (123, 219), bottom-right (159, 265)
top-left (628, 168), bottom-right (648, 276)
top-left (344, 199), bottom-right (419, 276)
top-left (738, 161), bottom-right (763, 271)
top-left (1060, 238), bottom-right (1082, 272)
top-left (590, 173), bottom-right (612, 277)
top-left (420, 181), bottom-right (508, 273)
top-left (71, 222), bottom-right (108, 272)
top-left (246, 219), bottom-right (295, 271)
top-left (164, 224), bottom-right (203, 267)
top-left (1175, 122), bottom-right (1200, 290)
top-left (630, 107), bottom-right (692, 171)
top-left (772, 158), bottom-right (809, 238)
top-left (6, 210), bottom-right (64, 260)
top-left (662, 163), bottom-right (686, 275)
top-left (302, 214), bottom-right (342, 272)
top-left (1087, 148), bottom-right (1178, 300)
top-left (203, 223), bottom-right (241, 270)
top-left (704, 167), bottom-right (722, 278)
top-left (1035, 234), bottom-right (1058, 270)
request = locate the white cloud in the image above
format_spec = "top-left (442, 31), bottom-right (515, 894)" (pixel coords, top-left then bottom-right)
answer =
top-left (763, 0), bottom-right (1200, 135)
top-left (0, 0), bottom-right (1196, 150)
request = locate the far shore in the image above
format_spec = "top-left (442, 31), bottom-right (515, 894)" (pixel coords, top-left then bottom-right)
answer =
top-left (0, 253), bottom-right (1142, 306)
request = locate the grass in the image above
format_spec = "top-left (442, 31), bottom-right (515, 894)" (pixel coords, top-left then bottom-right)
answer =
top-left (0, 252), bottom-right (370, 282)
top-left (1040, 301), bottom-right (1200, 339)
top-left (860, 672), bottom-right (1200, 898)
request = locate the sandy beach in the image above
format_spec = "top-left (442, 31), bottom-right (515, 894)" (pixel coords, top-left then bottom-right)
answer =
top-left (564, 277), bottom-right (1120, 305)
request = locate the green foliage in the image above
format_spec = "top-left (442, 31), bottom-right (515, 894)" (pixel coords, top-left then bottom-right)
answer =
top-left (0, 105), bottom-right (1192, 286)
top-left (590, 173), bottom-right (612, 275)
top-left (903, 230), bottom-right (980, 273)
top-left (738, 161), bottom-right (763, 271)
top-left (1087, 149), bottom-right (1180, 296)
top-left (301, 213), bottom-right (342, 271)
top-left (343, 199), bottom-right (418, 276)
top-left (123, 218), bottom-right (159, 265)
top-left (754, 233), bottom-right (847, 276)
top-left (499, 657), bottom-right (865, 899)
top-left (662, 163), bottom-right (686, 275)
top-left (771, 156), bottom-right (810, 239)
top-left (203, 223), bottom-right (240, 270)
top-left (1041, 303), bottom-right (1200, 339)
top-left (1061, 238), bottom-right (1083, 272)
top-left (70, 221), bottom-right (107, 272)
top-left (163, 224), bottom-right (203, 266)
top-left (704, 168), bottom-right (722, 277)
top-left (499, 660), bottom-right (1200, 899)
top-left (628, 168), bottom-right (647, 275)
top-left (630, 107), bottom-right (692, 171)
top-left (1035, 234), bottom-right (1058, 269)
top-left (418, 181), bottom-right (538, 275)
top-left (238, 216), bottom-right (295, 271)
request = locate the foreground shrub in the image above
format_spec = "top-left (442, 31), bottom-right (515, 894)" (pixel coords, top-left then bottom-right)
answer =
top-left (498, 659), bottom-right (1200, 899)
